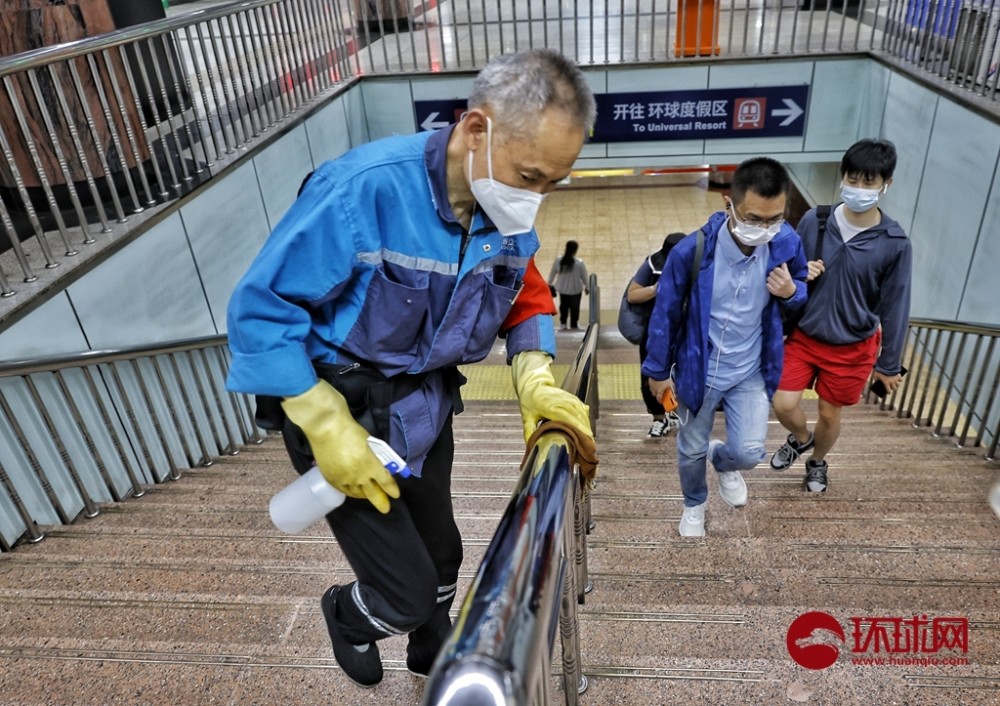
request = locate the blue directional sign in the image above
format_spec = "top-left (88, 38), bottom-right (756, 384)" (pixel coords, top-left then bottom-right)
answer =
top-left (414, 99), bottom-right (466, 132)
top-left (592, 85), bottom-right (810, 142)
top-left (414, 85), bottom-right (809, 143)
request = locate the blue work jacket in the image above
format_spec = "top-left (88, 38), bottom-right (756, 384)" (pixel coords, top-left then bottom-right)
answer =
top-left (226, 128), bottom-right (556, 473)
top-left (641, 211), bottom-right (809, 415)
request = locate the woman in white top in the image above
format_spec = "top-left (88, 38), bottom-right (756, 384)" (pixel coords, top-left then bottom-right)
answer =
top-left (547, 240), bottom-right (589, 330)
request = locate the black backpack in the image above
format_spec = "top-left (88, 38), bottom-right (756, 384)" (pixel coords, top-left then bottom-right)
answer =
top-left (618, 231), bottom-right (703, 345)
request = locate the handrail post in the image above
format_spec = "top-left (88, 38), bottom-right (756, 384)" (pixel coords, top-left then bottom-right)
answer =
top-left (560, 466), bottom-right (588, 704)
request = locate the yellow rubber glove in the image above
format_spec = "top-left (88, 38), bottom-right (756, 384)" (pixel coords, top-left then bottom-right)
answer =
top-left (281, 380), bottom-right (400, 514)
top-left (511, 350), bottom-right (594, 444)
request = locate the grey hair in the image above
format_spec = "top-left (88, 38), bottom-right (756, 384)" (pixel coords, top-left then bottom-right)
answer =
top-left (467, 49), bottom-right (596, 138)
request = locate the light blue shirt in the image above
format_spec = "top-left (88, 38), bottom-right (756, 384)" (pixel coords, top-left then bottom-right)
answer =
top-left (706, 223), bottom-right (770, 391)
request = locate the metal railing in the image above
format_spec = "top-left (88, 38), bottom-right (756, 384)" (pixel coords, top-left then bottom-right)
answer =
top-left (0, 0), bottom-right (362, 303)
top-left (424, 321), bottom-right (600, 706)
top-left (0, 335), bottom-right (259, 551)
top-left (866, 317), bottom-right (1000, 460)
top-left (882, 0), bottom-right (1000, 98)
top-left (2, 0), bottom-right (1000, 308)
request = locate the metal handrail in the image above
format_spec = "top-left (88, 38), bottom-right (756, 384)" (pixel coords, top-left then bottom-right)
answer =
top-left (865, 317), bottom-right (1000, 460)
top-left (0, 2), bottom-right (280, 78)
top-left (424, 321), bottom-right (600, 706)
top-left (0, 334), bottom-right (259, 551)
top-left (0, 334), bottom-right (228, 377)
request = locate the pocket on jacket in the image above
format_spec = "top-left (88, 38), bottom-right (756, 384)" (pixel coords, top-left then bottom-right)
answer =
top-left (462, 276), bottom-right (519, 362)
top-left (349, 269), bottom-right (429, 367)
top-left (390, 383), bottom-right (437, 468)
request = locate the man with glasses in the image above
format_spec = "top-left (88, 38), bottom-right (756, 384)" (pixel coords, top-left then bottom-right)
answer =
top-left (643, 157), bottom-right (808, 537)
top-left (770, 139), bottom-right (912, 493)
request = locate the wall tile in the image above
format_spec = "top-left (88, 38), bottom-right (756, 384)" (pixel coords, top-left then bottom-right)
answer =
top-left (67, 213), bottom-right (216, 349)
top-left (911, 104), bottom-right (1000, 322)
top-left (908, 100), bottom-right (999, 320)
top-left (253, 124), bottom-right (313, 228)
top-left (960, 146), bottom-right (1000, 324)
top-left (181, 161), bottom-right (272, 332)
top-left (305, 95), bottom-right (356, 166)
top-left (362, 79), bottom-right (415, 138)
top-left (880, 73), bottom-right (937, 235)
top-left (805, 59), bottom-right (867, 152)
top-left (0, 294), bottom-right (89, 361)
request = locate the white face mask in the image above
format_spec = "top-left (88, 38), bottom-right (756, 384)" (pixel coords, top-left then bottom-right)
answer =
top-left (841, 183), bottom-right (886, 213)
top-left (467, 117), bottom-right (545, 236)
top-left (728, 204), bottom-right (782, 247)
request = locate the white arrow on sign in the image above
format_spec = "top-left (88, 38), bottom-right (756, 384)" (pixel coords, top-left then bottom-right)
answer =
top-left (771, 99), bottom-right (804, 127)
top-left (420, 111), bottom-right (451, 131)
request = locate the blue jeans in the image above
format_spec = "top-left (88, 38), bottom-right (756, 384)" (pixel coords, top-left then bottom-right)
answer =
top-left (675, 372), bottom-right (770, 507)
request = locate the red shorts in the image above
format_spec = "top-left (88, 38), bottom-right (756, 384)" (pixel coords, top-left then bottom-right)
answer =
top-left (778, 328), bottom-right (881, 407)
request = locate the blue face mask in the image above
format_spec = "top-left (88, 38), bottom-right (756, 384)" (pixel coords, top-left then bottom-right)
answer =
top-left (841, 183), bottom-right (886, 213)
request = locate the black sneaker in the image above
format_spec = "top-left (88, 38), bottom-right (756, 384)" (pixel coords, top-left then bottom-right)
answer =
top-left (770, 432), bottom-right (815, 470)
top-left (406, 653), bottom-right (435, 679)
top-left (804, 459), bottom-right (829, 493)
top-left (405, 634), bottom-right (439, 679)
top-left (405, 610), bottom-right (450, 678)
top-left (321, 585), bottom-right (383, 688)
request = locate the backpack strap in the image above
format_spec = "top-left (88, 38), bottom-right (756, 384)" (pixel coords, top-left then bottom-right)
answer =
top-left (814, 205), bottom-right (830, 257)
top-left (680, 228), bottom-right (705, 323)
top-left (788, 205), bottom-right (831, 335)
top-left (647, 254), bottom-right (660, 277)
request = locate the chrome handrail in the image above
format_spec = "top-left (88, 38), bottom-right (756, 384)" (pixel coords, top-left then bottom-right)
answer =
top-left (0, 2), bottom-right (278, 78)
top-left (0, 334), bottom-right (229, 377)
top-left (865, 317), bottom-right (1000, 460)
top-left (424, 321), bottom-right (600, 706)
top-left (0, 334), bottom-right (259, 551)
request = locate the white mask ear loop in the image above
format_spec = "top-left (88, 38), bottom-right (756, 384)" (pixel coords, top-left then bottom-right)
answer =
top-left (707, 266), bottom-right (750, 392)
top-left (484, 116), bottom-right (495, 183)
top-left (468, 117), bottom-right (495, 185)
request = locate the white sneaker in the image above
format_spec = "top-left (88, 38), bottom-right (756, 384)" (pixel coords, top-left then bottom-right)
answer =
top-left (710, 439), bottom-right (747, 507)
top-left (678, 502), bottom-right (706, 537)
top-left (647, 419), bottom-right (667, 438)
top-left (718, 471), bottom-right (747, 507)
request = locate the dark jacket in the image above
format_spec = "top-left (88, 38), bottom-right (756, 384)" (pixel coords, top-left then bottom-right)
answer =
top-left (794, 206), bottom-right (912, 375)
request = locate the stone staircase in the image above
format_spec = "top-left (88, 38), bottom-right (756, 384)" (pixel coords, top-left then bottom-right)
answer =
top-left (0, 330), bottom-right (998, 705)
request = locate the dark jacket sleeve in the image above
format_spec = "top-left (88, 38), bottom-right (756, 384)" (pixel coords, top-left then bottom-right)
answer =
top-left (874, 239), bottom-right (913, 375)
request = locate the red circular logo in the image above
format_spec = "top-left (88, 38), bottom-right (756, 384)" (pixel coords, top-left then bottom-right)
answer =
top-left (786, 611), bottom-right (846, 670)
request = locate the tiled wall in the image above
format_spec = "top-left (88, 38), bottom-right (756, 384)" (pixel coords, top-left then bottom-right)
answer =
top-left (1, 56), bottom-right (998, 362)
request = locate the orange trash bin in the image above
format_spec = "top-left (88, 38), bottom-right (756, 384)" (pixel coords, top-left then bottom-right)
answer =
top-left (674, 0), bottom-right (721, 57)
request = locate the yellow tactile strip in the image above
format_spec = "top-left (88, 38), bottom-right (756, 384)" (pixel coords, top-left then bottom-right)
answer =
top-left (459, 364), bottom-right (818, 401)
